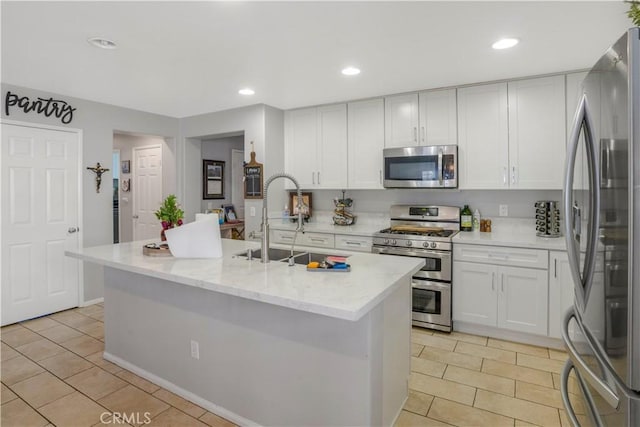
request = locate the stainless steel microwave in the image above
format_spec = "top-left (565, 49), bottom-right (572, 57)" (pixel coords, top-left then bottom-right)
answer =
top-left (383, 145), bottom-right (458, 188)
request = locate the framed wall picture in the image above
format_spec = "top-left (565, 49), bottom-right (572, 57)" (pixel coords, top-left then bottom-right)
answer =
top-left (289, 191), bottom-right (312, 220)
top-left (222, 204), bottom-right (238, 223)
top-left (121, 160), bottom-right (130, 174)
top-left (121, 178), bottom-right (130, 192)
top-left (203, 159), bottom-right (225, 199)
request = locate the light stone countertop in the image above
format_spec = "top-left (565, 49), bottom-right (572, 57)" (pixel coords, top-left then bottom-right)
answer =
top-left (67, 239), bottom-right (424, 322)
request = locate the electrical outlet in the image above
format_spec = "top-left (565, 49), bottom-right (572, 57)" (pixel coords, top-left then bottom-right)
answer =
top-left (499, 205), bottom-right (508, 217)
top-left (190, 340), bottom-right (199, 359)
top-left (250, 206), bottom-right (256, 217)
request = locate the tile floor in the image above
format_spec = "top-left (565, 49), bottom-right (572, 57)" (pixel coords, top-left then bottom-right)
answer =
top-left (1, 305), bottom-right (588, 427)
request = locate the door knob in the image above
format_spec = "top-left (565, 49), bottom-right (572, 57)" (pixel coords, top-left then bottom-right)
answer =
top-left (68, 227), bottom-right (79, 233)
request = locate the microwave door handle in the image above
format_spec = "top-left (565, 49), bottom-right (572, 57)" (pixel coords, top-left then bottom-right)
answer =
top-left (438, 149), bottom-right (443, 185)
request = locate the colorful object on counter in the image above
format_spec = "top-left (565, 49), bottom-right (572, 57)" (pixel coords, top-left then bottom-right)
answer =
top-left (307, 256), bottom-right (351, 272)
top-left (155, 194), bottom-right (184, 241)
top-left (460, 204), bottom-right (473, 231)
top-left (333, 190), bottom-right (356, 226)
top-left (480, 218), bottom-right (492, 232)
top-left (307, 261), bottom-right (320, 269)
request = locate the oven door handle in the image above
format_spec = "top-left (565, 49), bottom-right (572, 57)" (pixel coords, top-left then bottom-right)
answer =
top-left (372, 246), bottom-right (450, 258)
top-left (412, 279), bottom-right (450, 292)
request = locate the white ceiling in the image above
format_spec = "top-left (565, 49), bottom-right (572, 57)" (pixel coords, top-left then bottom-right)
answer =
top-left (1, 1), bottom-right (632, 118)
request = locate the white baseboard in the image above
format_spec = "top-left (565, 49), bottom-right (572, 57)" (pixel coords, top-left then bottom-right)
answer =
top-left (453, 322), bottom-right (565, 350)
top-left (81, 297), bottom-right (104, 307)
top-left (103, 352), bottom-right (259, 427)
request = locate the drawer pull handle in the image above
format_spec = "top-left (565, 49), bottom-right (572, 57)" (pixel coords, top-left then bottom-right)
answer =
top-left (310, 238), bottom-right (325, 242)
top-left (345, 241), bottom-right (361, 246)
top-left (488, 253), bottom-right (509, 260)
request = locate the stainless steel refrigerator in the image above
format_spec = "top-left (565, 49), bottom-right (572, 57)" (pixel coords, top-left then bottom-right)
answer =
top-left (562, 28), bottom-right (640, 426)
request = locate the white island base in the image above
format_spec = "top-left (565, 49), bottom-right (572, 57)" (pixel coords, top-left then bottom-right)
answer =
top-left (102, 266), bottom-right (411, 427)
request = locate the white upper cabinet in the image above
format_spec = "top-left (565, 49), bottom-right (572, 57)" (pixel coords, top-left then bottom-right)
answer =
top-left (457, 82), bottom-right (509, 189)
top-left (508, 75), bottom-right (566, 189)
top-left (284, 104), bottom-right (347, 189)
top-left (385, 90), bottom-right (458, 148)
top-left (384, 93), bottom-right (419, 148)
top-left (348, 98), bottom-right (384, 189)
top-left (419, 88), bottom-right (457, 145)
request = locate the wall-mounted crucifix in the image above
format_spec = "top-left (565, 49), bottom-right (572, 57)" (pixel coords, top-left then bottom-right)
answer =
top-left (86, 162), bottom-right (110, 193)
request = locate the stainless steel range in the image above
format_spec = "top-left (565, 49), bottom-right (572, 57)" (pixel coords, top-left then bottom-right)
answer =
top-left (372, 205), bottom-right (460, 332)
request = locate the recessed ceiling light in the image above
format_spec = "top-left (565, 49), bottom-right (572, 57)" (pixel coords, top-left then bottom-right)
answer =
top-left (87, 37), bottom-right (117, 50)
top-left (238, 88), bottom-right (255, 96)
top-left (492, 38), bottom-right (519, 50)
top-left (341, 67), bottom-right (361, 76)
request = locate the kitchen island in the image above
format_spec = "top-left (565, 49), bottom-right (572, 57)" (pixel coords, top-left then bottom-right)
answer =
top-left (67, 239), bottom-right (423, 427)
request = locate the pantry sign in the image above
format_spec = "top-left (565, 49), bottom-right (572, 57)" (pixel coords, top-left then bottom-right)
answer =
top-left (4, 90), bottom-right (76, 124)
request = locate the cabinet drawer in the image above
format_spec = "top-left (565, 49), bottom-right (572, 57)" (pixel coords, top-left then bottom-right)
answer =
top-left (335, 235), bottom-right (373, 252)
top-left (301, 232), bottom-right (335, 249)
top-left (454, 244), bottom-right (548, 269)
top-left (270, 230), bottom-right (298, 244)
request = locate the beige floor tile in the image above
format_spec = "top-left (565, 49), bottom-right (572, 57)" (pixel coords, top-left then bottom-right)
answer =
top-left (37, 324), bottom-right (83, 343)
top-left (10, 371), bottom-right (75, 408)
top-left (455, 341), bottom-right (516, 364)
top-left (1, 354), bottom-right (45, 385)
top-left (1, 397), bottom-right (49, 427)
top-left (152, 388), bottom-right (206, 419)
top-left (1, 382), bottom-right (18, 404)
top-left (551, 372), bottom-right (582, 395)
top-left (515, 420), bottom-right (540, 427)
top-left (394, 410), bottom-right (452, 427)
top-left (2, 342), bottom-right (20, 361)
top-left (474, 389), bottom-right (561, 427)
top-left (516, 381), bottom-right (584, 413)
top-left (412, 356), bottom-right (447, 378)
top-left (411, 327), bottom-right (434, 339)
top-left (116, 370), bottom-right (160, 394)
top-left (39, 391), bottom-right (107, 426)
top-left (403, 389), bottom-right (434, 416)
top-left (20, 317), bottom-right (60, 332)
top-left (433, 330), bottom-right (489, 346)
top-left (411, 342), bottom-right (424, 357)
top-left (77, 304), bottom-right (103, 317)
top-left (88, 312), bottom-right (104, 322)
top-left (411, 333), bottom-right (457, 351)
top-left (1, 323), bottom-right (25, 333)
top-left (15, 338), bottom-right (66, 362)
top-left (98, 384), bottom-right (170, 420)
top-left (50, 310), bottom-right (96, 328)
top-left (66, 366), bottom-right (128, 400)
top-left (429, 396), bottom-right (514, 426)
top-left (199, 411), bottom-right (238, 427)
top-left (85, 351), bottom-right (123, 374)
top-left (409, 372), bottom-right (476, 406)
top-left (76, 322), bottom-right (104, 340)
top-left (0, 327), bottom-right (42, 348)
top-left (60, 334), bottom-right (103, 356)
top-left (559, 409), bottom-right (591, 427)
top-left (548, 348), bottom-right (568, 361)
top-left (150, 407), bottom-right (208, 427)
top-left (37, 350), bottom-right (93, 379)
top-left (482, 359), bottom-right (554, 388)
top-left (444, 365), bottom-right (515, 396)
top-left (517, 353), bottom-right (565, 375)
top-left (487, 338), bottom-right (550, 358)
top-left (419, 346), bottom-right (483, 371)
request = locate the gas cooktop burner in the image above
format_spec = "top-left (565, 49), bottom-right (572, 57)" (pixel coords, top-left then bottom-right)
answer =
top-left (378, 228), bottom-right (456, 238)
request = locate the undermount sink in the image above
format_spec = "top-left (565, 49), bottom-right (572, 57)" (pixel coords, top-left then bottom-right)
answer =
top-left (235, 248), bottom-right (341, 265)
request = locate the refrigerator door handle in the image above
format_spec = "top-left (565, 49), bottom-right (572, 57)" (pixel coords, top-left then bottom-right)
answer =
top-left (561, 359), bottom-right (604, 427)
top-left (562, 307), bottom-right (620, 409)
top-left (564, 93), bottom-right (600, 311)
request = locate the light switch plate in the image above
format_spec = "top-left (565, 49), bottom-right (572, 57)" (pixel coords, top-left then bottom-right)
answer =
top-left (499, 205), bottom-right (508, 217)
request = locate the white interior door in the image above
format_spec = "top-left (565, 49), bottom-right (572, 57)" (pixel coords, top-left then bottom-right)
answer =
top-left (231, 148), bottom-right (244, 219)
top-left (1, 122), bottom-right (81, 326)
top-left (133, 145), bottom-right (162, 241)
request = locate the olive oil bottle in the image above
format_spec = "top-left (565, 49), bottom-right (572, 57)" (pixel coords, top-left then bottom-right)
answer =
top-left (461, 205), bottom-right (473, 231)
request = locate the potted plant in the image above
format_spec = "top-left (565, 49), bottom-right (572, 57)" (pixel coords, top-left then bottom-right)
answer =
top-left (155, 194), bottom-right (184, 241)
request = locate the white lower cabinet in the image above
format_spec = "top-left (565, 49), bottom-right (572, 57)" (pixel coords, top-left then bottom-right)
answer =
top-left (334, 234), bottom-right (373, 252)
top-left (270, 230), bottom-right (372, 253)
top-left (453, 244), bottom-right (549, 336)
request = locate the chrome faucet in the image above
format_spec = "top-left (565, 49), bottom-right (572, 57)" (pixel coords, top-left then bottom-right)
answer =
top-left (249, 172), bottom-right (305, 263)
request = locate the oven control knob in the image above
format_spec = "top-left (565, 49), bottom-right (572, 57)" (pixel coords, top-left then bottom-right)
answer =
top-left (391, 239), bottom-right (397, 246)
top-left (422, 242), bottom-right (430, 248)
top-left (406, 241), bottom-right (412, 247)
top-left (430, 242), bottom-right (437, 249)
top-left (384, 239), bottom-right (390, 245)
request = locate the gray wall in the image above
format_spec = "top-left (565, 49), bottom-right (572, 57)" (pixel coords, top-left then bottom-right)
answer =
top-left (114, 133), bottom-right (177, 242)
top-left (200, 135), bottom-right (244, 212)
top-left (1, 84), bottom-right (180, 302)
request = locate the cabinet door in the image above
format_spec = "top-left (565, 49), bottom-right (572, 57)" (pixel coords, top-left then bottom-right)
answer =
top-left (285, 108), bottom-right (317, 188)
top-left (508, 76), bottom-right (566, 189)
top-left (548, 251), bottom-right (576, 339)
top-left (384, 93), bottom-right (419, 148)
top-left (419, 89), bottom-right (457, 145)
top-left (498, 266), bottom-right (548, 335)
top-left (452, 261), bottom-right (497, 326)
top-left (348, 99), bottom-right (384, 189)
top-left (316, 104), bottom-right (347, 189)
top-left (457, 83), bottom-right (509, 189)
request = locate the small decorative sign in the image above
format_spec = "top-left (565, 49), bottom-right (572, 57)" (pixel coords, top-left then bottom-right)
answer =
top-left (244, 141), bottom-right (263, 199)
top-left (4, 90), bottom-right (76, 124)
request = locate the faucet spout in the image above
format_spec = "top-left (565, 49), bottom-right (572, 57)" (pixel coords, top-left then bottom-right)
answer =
top-left (260, 173), bottom-right (305, 263)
